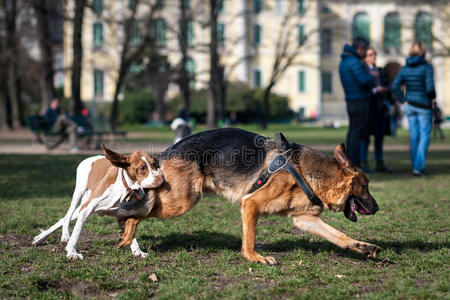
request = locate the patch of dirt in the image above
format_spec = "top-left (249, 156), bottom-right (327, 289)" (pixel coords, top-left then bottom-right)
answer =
top-left (0, 233), bottom-right (32, 247)
top-left (35, 278), bottom-right (106, 298)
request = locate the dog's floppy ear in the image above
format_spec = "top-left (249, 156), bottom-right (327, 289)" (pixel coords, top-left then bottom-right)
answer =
top-left (103, 144), bottom-right (130, 169)
top-left (334, 143), bottom-right (352, 170)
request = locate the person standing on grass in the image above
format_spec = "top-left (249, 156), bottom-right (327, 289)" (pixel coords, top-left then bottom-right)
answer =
top-left (339, 37), bottom-right (377, 169)
top-left (392, 42), bottom-right (436, 177)
top-left (360, 47), bottom-right (391, 173)
top-left (44, 98), bottom-right (79, 153)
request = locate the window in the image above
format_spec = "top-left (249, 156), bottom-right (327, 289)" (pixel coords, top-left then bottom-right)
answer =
top-left (185, 58), bottom-right (196, 89)
top-left (131, 21), bottom-right (140, 45)
top-left (94, 70), bottom-right (104, 96)
top-left (275, 0), bottom-right (284, 15)
top-left (384, 12), bottom-right (401, 54)
top-left (415, 11), bottom-right (432, 51)
top-left (93, 22), bottom-right (103, 47)
top-left (298, 25), bottom-right (306, 46)
top-left (298, 0), bottom-right (305, 16)
top-left (320, 28), bottom-right (332, 55)
top-left (253, 0), bottom-right (262, 14)
top-left (155, 0), bottom-right (164, 9)
top-left (352, 12), bottom-right (370, 43)
top-left (182, 0), bottom-right (190, 10)
top-left (128, 0), bottom-right (136, 9)
top-left (187, 20), bottom-right (194, 46)
top-left (154, 18), bottom-right (166, 46)
top-left (253, 24), bottom-right (261, 46)
top-left (298, 71), bottom-right (305, 92)
top-left (217, 23), bottom-right (225, 47)
top-left (321, 71), bottom-right (332, 94)
top-left (93, 0), bottom-right (103, 14)
top-left (217, 0), bottom-right (224, 13)
top-left (253, 69), bottom-right (262, 88)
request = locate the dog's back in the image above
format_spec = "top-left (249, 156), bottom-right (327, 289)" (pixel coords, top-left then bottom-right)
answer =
top-left (161, 128), bottom-right (272, 199)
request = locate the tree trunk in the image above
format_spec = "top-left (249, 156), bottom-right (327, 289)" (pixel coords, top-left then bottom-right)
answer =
top-left (34, 0), bottom-right (55, 109)
top-left (261, 84), bottom-right (273, 130)
top-left (207, 0), bottom-right (219, 128)
top-left (179, 0), bottom-right (190, 113)
top-left (110, 0), bottom-right (140, 129)
top-left (4, 0), bottom-right (21, 129)
top-left (218, 66), bottom-right (226, 122)
top-left (154, 84), bottom-right (166, 122)
top-left (70, 0), bottom-right (86, 116)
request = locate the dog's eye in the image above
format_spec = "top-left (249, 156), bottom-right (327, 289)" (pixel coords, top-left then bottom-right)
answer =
top-left (139, 166), bottom-right (147, 172)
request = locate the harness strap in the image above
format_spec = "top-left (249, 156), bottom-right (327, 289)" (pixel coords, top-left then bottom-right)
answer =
top-left (247, 133), bottom-right (323, 207)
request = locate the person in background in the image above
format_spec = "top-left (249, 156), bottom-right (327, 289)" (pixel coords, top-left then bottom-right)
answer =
top-left (392, 42), bottom-right (436, 176)
top-left (360, 47), bottom-right (391, 173)
top-left (338, 37), bottom-right (377, 169)
top-left (44, 98), bottom-right (79, 153)
top-left (170, 108), bottom-right (193, 144)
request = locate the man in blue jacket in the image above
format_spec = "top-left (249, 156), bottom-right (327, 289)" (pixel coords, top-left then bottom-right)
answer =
top-left (339, 37), bottom-right (378, 168)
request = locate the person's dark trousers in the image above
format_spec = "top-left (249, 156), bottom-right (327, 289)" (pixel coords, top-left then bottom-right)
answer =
top-left (346, 99), bottom-right (370, 167)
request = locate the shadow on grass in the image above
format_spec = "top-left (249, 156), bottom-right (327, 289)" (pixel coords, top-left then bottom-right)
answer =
top-left (142, 230), bottom-right (448, 259)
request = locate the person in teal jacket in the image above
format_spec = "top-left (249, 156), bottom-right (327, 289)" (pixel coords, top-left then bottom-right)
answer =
top-left (392, 42), bottom-right (436, 176)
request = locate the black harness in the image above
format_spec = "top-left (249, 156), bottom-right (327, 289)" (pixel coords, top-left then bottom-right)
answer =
top-left (248, 133), bottom-right (322, 207)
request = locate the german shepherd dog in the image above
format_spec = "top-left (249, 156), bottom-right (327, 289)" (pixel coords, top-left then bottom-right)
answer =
top-left (117, 128), bottom-right (381, 264)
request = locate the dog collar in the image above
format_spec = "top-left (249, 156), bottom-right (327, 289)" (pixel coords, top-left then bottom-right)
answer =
top-left (247, 134), bottom-right (322, 207)
top-left (121, 170), bottom-right (144, 202)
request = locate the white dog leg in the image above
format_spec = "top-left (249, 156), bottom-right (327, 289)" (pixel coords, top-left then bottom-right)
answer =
top-left (32, 206), bottom-right (81, 246)
top-left (130, 236), bottom-right (148, 258)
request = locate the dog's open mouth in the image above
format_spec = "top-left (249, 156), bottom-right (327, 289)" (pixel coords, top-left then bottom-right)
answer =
top-left (344, 196), bottom-right (371, 222)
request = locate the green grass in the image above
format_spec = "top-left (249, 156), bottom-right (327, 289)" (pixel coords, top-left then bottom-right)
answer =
top-left (121, 123), bottom-right (450, 147)
top-left (1, 127), bottom-right (449, 298)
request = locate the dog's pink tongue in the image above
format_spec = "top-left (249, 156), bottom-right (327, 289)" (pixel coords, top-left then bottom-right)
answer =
top-left (351, 201), bottom-right (357, 212)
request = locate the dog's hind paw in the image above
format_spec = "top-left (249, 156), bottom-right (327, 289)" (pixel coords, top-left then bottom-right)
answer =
top-left (32, 235), bottom-right (44, 246)
top-left (66, 249), bottom-right (84, 260)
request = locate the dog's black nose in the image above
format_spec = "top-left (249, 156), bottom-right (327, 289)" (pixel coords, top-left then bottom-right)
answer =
top-left (373, 202), bottom-right (379, 214)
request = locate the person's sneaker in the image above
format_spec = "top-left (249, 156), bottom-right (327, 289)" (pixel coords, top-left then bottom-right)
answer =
top-left (375, 161), bottom-right (392, 173)
top-left (412, 170), bottom-right (425, 177)
top-left (70, 146), bottom-right (79, 154)
top-left (359, 161), bottom-right (373, 174)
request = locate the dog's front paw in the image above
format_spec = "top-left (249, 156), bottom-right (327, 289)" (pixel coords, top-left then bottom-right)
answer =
top-left (242, 251), bottom-right (277, 265)
top-left (66, 248), bottom-right (84, 260)
top-left (132, 249), bottom-right (149, 258)
top-left (352, 241), bottom-right (381, 258)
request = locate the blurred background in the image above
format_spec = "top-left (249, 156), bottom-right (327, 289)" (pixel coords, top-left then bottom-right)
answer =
top-left (0, 0), bottom-right (449, 131)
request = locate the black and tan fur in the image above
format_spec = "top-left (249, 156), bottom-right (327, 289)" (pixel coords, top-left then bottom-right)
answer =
top-left (118, 128), bottom-right (381, 264)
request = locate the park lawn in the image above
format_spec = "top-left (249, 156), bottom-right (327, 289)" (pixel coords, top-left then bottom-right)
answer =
top-left (120, 123), bottom-right (449, 148)
top-left (0, 130), bottom-right (449, 298)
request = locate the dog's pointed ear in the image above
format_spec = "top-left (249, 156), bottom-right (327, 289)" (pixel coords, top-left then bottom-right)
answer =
top-left (275, 132), bottom-right (292, 151)
top-left (334, 143), bottom-right (352, 170)
top-left (103, 144), bottom-right (130, 169)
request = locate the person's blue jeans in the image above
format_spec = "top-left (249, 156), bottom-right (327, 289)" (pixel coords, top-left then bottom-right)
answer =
top-left (404, 104), bottom-right (432, 172)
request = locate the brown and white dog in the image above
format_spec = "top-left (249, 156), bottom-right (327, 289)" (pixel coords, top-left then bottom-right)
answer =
top-left (32, 145), bottom-right (164, 260)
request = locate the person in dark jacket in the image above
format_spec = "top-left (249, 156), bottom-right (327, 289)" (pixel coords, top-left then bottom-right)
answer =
top-left (360, 47), bottom-right (391, 173)
top-left (392, 42), bottom-right (436, 176)
top-left (44, 98), bottom-right (79, 152)
top-left (339, 37), bottom-right (378, 168)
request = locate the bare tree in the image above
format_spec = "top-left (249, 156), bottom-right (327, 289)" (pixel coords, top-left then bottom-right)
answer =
top-left (206, 0), bottom-right (219, 128)
top-left (32, 0), bottom-right (56, 109)
top-left (0, 0), bottom-right (23, 129)
top-left (70, 0), bottom-right (87, 116)
top-left (110, 0), bottom-right (161, 128)
top-left (178, 0), bottom-right (191, 114)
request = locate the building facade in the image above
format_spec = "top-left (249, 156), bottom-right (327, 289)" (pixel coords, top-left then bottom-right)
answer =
top-left (63, 0), bottom-right (450, 120)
